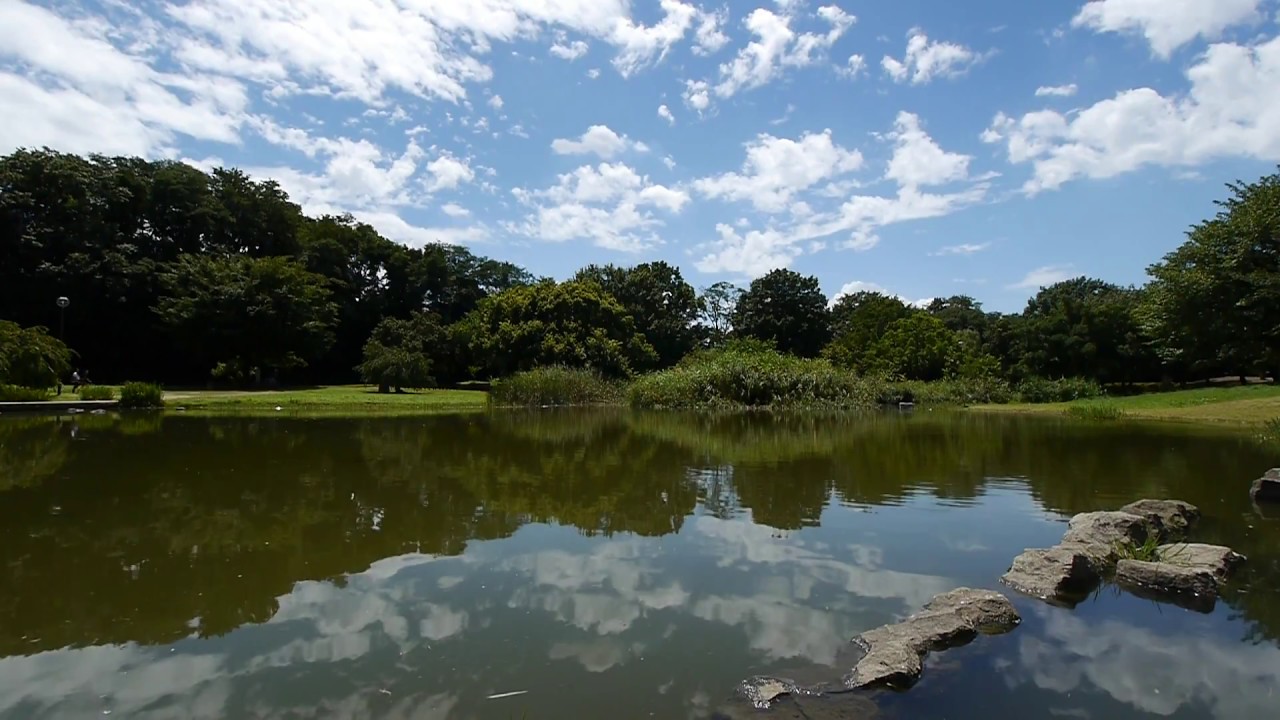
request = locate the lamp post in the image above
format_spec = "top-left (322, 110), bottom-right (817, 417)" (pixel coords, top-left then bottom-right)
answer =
top-left (56, 296), bottom-right (69, 340)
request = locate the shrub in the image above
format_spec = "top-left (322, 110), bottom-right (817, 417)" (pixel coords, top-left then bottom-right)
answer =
top-left (880, 377), bottom-right (1015, 406)
top-left (0, 320), bottom-right (72, 389)
top-left (490, 366), bottom-right (622, 407)
top-left (0, 384), bottom-right (51, 402)
top-left (77, 385), bottom-right (116, 401)
top-left (119, 382), bottom-right (164, 409)
top-left (629, 346), bottom-right (878, 409)
top-left (1016, 377), bottom-right (1103, 403)
top-left (1064, 402), bottom-right (1125, 421)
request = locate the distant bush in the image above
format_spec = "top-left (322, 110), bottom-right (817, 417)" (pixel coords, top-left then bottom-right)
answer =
top-left (1064, 402), bottom-right (1125, 421)
top-left (119, 382), bottom-right (164, 409)
top-left (1016, 377), bottom-right (1103, 403)
top-left (77, 385), bottom-right (116, 401)
top-left (629, 346), bottom-right (877, 409)
top-left (879, 377), bottom-right (1015, 406)
top-left (0, 384), bottom-right (51, 402)
top-left (0, 320), bottom-right (72, 389)
top-left (490, 366), bottom-right (621, 407)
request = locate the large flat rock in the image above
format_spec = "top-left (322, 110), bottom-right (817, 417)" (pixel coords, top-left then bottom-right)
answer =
top-left (1252, 469), bottom-right (1280, 503)
top-left (1157, 542), bottom-right (1246, 582)
top-left (1114, 543), bottom-right (1245, 612)
top-left (1119, 499), bottom-right (1200, 540)
top-left (842, 588), bottom-right (1019, 690)
top-left (1001, 545), bottom-right (1102, 603)
top-left (1062, 511), bottom-right (1149, 547)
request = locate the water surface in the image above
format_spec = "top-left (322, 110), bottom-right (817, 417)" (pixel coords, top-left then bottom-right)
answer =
top-left (1, 411), bottom-right (1278, 719)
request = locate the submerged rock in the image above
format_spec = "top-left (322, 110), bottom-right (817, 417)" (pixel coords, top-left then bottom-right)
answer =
top-left (1114, 543), bottom-right (1244, 612)
top-left (1061, 511), bottom-right (1149, 547)
top-left (1119, 499), bottom-right (1200, 539)
top-left (1252, 469), bottom-right (1280, 503)
top-left (1001, 545), bottom-right (1107, 604)
top-left (843, 588), bottom-right (1020, 690)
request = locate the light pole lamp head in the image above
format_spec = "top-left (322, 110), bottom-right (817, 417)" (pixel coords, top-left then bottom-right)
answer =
top-left (56, 296), bottom-right (70, 309)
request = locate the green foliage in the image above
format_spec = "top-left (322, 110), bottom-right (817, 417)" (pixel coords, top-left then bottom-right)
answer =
top-left (1016, 377), bottom-right (1104, 403)
top-left (489, 367), bottom-right (622, 407)
top-left (628, 345), bottom-right (876, 409)
top-left (575, 261), bottom-right (699, 368)
top-left (1259, 417), bottom-right (1280, 445)
top-left (1064, 403), bottom-right (1126, 421)
top-left (826, 292), bottom-right (915, 372)
top-left (357, 313), bottom-right (441, 392)
top-left (862, 314), bottom-right (956, 381)
top-left (733, 269), bottom-right (832, 357)
top-left (458, 279), bottom-right (657, 378)
top-left (0, 321), bottom-right (73, 389)
top-left (1114, 532), bottom-right (1160, 561)
top-left (879, 377), bottom-right (1015, 406)
top-left (77, 385), bottom-right (117, 401)
top-left (697, 281), bottom-right (743, 347)
top-left (1017, 278), bottom-right (1157, 385)
top-left (119, 382), bottom-right (164, 409)
top-left (0, 384), bottom-right (51, 402)
top-left (156, 255), bottom-right (338, 380)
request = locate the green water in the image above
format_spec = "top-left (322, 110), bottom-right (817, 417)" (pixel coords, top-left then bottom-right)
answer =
top-left (1, 411), bottom-right (1278, 719)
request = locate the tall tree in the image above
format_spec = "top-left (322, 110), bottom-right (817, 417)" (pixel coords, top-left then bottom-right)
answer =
top-left (863, 314), bottom-right (956, 381)
top-left (824, 291), bottom-right (915, 371)
top-left (1018, 278), bottom-right (1155, 384)
top-left (575, 261), bottom-right (699, 368)
top-left (733, 269), bottom-right (832, 357)
top-left (358, 313), bottom-right (443, 393)
top-left (698, 281), bottom-right (742, 347)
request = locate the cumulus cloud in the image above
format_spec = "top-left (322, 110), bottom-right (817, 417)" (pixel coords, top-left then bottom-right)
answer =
top-left (550, 39), bottom-right (590, 61)
top-left (983, 35), bottom-right (1280, 193)
top-left (829, 281), bottom-right (933, 308)
top-left (839, 54), bottom-right (868, 79)
top-left (1035, 83), bottom-right (1078, 97)
top-left (508, 162), bottom-right (688, 251)
top-left (1072, 0), bottom-right (1264, 58)
top-left (884, 112), bottom-right (971, 188)
top-left (683, 79), bottom-right (711, 113)
top-left (694, 129), bottom-right (865, 213)
top-left (551, 124), bottom-right (645, 158)
top-left (930, 241), bottom-right (991, 256)
top-left (657, 104), bottom-right (676, 126)
top-left (1008, 265), bottom-right (1074, 289)
top-left (882, 28), bottom-right (983, 84)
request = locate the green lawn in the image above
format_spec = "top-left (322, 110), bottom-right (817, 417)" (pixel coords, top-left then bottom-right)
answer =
top-left (974, 383), bottom-right (1280, 424)
top-left (166, 385), bottom-right (488, 416)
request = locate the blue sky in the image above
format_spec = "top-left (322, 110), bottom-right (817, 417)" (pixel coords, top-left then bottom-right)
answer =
top-left (2, 0), bottom-right (1279, 311)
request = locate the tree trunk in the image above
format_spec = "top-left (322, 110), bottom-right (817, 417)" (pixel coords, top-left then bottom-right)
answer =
top-left (378, 382), bottom-right (390, 394)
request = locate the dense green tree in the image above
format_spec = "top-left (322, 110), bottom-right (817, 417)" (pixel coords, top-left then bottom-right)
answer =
top-left (1018, 278), bottom-right (1156, 384)
top-left (1142, 171), bottom-right (1280, 380)
top-left (358, 313), bottom-right (443, 393)
top-left (456, 280), bottom-right (657, 378)
top-left (698, 281), bottom-right (742, 347)
top-left (0, 321), bottom-right (73, 389)
top-left (824, 291), bottom-right (915, 371)
top-left (575, 261), bottom-right (699, 368)
top-left (863, 314), bottom-right (956, 381)
top-left (926, 296), bottom-right (990, 338)
top-left (156, 255), bottom-right (338, 382)
top-left (733, 269), bottom-right (831, 357)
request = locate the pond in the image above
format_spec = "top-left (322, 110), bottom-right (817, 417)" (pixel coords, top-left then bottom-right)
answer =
top-left (1, 410), bottom-right (1278, 719)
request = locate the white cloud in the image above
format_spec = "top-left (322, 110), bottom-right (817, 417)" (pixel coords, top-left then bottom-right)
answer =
top-left (425, 152), bottom-right (475, 191)
top-left (839, 53), bottom-right (868, 79)
top-left (509, 162), bottom-right (688, 251)
top-left (657, 104), bottom-right (676, 126)
top-left (441, 202), bottom-right (471, 217)
top-left (1035, 83), bottom-right (1078, 97)
top-left (830, 281), bottom-right (932, 308)
top-left (586, 67), bottom-right (601, 79)
top-left (884, 112), bottom-right (971, 188)
top-left (693, 8), bottom-right (730, 55)
top-left (550, 39), bottom-right (590, 61)
top-left (488, 94), bottom-right (504, 110)
top-left (694, 129), bottom-right (864, 213)
top-left (1072, 0), bottom-right (1263, 58)
top-left (683, 79), bottom-right (711, 112)
top-left (930, 241), bottom-right (991, 256)
top-left (1009, 265), bottom-right (1074, 289)
top-left (708, 4), bottom-right (856, 104)
top-left (550, 124), bottom-right (644, 158)
top-left (882, 28), bottom-right (982, 84)
top-left (662, 155), bottom-right (677, 170)
top-left (983, 35), bottom-right (1280, 193)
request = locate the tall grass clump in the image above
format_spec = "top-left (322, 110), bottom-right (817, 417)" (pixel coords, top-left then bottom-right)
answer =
top-left (1256, 417), bottom-right (1280, 445)
top-left (628, 345), bottom-right (877, 409)
top-left (118, 381), bottom-right (165, 409)
top-left (1017, 377), bottom-right (1104, 403)
top-left (1064, 402), bottom-right (1125, 421)
top-left (77, 385), bottom-right (116, 401)
top-left (878, 377), bottom-right (1014, 406)
top-left (0, 384), bottom-right (50, 402)
top-left (489, 366), bottom-right (622, 407)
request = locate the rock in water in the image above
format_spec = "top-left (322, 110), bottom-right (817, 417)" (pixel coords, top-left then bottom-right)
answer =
top-left (1251, 469), bottom-right (1280, 503)
top-left (1119, 499), bottom-right (1200, 539)
top-left (1000, 546), bottom-right (1102, 604)
top-left (1061, 511), bottom-right (1149, 546)
top-left (1115, 543), bottom-right (1245, 612)
top-left (1157, 543), bottom-right (1246, 582)
top-left (843, 588), bottom-right (1019, 690)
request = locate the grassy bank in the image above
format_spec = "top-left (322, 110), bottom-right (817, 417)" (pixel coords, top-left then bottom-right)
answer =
top-left (974, 383), bottom-right (1280, 425)
top-left (167, 385), bottom-right (488, 415)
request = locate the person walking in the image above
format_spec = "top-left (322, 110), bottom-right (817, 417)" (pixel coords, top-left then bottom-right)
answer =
top-left (71, 369), bottom-right (81, 393)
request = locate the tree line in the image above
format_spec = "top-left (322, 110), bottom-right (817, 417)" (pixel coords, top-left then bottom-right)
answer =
top-left (2, 147), bottom-right (1277, 390)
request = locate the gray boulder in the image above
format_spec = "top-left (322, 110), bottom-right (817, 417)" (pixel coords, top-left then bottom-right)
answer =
top-left (843, 588), bottom-right (1019, 689)
top-left (1062, 511), bottom-right (1149, 547)
top-left (1115, 559), bottom-right (1218, 610)
top-left (1157, 542), bottom-right (1246, 582)
top-left (1001, 546), bottom-right (1102, 603)
top-left (1119, 499), bottom-right (1200, 539)
top-left (1251, 468), bottom-right (1280, 503)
